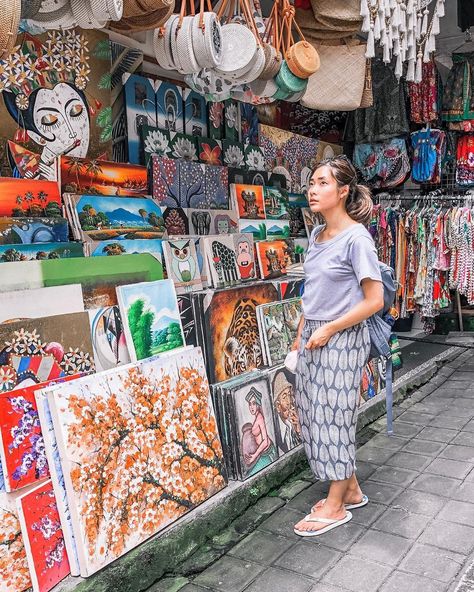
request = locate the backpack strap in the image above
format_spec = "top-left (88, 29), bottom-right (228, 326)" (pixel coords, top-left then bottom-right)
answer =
top-left (385, 356), bottom-right (394, 436)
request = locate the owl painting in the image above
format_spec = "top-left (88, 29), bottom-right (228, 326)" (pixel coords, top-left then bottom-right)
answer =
top-left (163, 239), bottom-right (203, 294)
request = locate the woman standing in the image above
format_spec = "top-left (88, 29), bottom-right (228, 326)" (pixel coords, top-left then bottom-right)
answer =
top-left (293, 156), bottom-right (383, 537)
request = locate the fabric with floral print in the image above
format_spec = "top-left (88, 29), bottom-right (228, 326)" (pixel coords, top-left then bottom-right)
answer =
top-left (353, 138), bottom-right (410, 189)
top-left (456, 134), bottom-right (474, 185)
top-left (408, 60), bottom-right (439, 124)
top-left (442, 51), bottom-right (474, 122)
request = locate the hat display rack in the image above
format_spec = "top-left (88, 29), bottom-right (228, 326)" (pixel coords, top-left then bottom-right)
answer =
top-left (360, 0), bottom-right (445, 82)
top-left (23, 0), bottom-right (124, 30)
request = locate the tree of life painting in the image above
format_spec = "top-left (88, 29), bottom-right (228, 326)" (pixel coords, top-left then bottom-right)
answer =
top-left (46, 348), bottom-right (225, 576)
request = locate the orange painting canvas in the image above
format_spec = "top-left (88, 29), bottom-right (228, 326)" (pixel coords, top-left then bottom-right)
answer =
top-left (0, 179), bottom-right (61, 218)
top-left (230, 184), bottom-right (265, 220)
top-left (255, 240), bottom-right (291, 279)
top-left (45, 347), bottom-right (225, 577)
top-left (60, 157), bottom-right (148, 196)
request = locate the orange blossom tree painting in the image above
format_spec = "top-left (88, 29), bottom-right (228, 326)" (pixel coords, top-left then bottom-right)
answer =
top-left (46, 348), bottom-right (225, 576)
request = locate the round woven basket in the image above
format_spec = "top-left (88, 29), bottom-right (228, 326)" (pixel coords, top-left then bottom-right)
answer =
top-left (0, 0), bottom-right (21, 59)
top-left (21, 0), bottom-right (42, 18)
top-left (122, 0), bottom-right (173, 18)
top-left (110, 2), bottom-right (174, 32)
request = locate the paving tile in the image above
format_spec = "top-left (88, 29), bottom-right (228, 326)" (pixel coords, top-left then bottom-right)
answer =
top-left (243, 567), bottom-right (314, 592)
top-left (309, 585), bottom-right (348, 592)
top-left (359, 481), bottom-right (404, 506)
top-left (379, 570), bottom-right (448, 592)
top-left (368, 434), bottom-right (410, 451)
top-left (176, 586), bottom-right (208, 592)
top-left (425, 457), bottom-right (473, 479)
top-left (273, 542), bottom-right (341, 579)
top-left (446, 372), bottom-right (474, 381)
top-left (369, 465), bottom-right (419, 487)
top-left (419, 518), bottom-right (474, 554)
top-left (466, 467), bottom-right (474, 482)
top-left (439, 500), bottom-right (474, 527)
top-left (453, 432), bottom-right (474, 447)
top-left (193, 556), bottom-right (265, 592)
top-left (306, 522), bottom-right (365, 552)
top-left (452, 481), bottom-right (474, 503)
top-left (416, 427), bottom-right (458, 443)
top-left (408, 473), bottom-right (461, 497)
top-left (402, 439), bottom-right (446, 456)
top-left (354, 461), bottom-right (378, 482)
top-left (462, 420), bottom-right (474, 433)
top-left (322, 555), bottom-right (391, 592)
top-left (430, 415), bottom-right (470, 430)
top-left (258, 507), bottom-right (303, 538)
top-left (356, 445), bottom-right (395, 465)
top-left (443, 407), bottom-right (474, 420)
top-left (350, 502), bottom-right (386, 527)
top-left (399, 543), bottom-right (465, 583)
top-left (385, 451), bottom-right (432, 472)
top-left (390, 421), bottom-right (424, 438)
top-left (228, 531), bottom-right (294, 564)
top-left (397, 410), bottom-right (435, 425)
top-left (372, 507), bottom-right (431, 539)
top-left (439, 445), bottom-right (474, 462)
top-left (349, 528), bottom-right (412, 566)
top-left (286, 484), bottom-right (329, 513)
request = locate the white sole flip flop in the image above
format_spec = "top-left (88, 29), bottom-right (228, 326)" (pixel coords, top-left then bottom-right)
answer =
top-left (311, 495), bottom-right (369, 513)
top-left (294, 511), bottom-right (353, 537)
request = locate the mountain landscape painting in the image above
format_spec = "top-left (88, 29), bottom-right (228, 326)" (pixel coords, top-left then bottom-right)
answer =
top-left (72, 196), bottom-right (165, 241)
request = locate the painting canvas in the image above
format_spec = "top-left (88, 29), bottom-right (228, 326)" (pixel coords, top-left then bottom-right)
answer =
top-left (123, 74), bottom-right (158, 165)
top-left (255, 240), bottom-right (290, 280)
top-left (117, 279), bottom-right (185, 361)
top-left (87, 238), bottom-right (163, 262)
top-left (163, 239), bottom-right (203, 294)
top-left (233, 234), bottom-right (256, 281)
top-left (0, 242), bottom-right (84, 263)
top-left (184, 89), bottom-right (208, 137)
top-left (257, 303), bottom-right (292, 366)
top-left (263, 187), bottom-right (290, 220)
top-left (203, 235), bottom-right (241, 289)
top-left (222, 140), bottom-right (245, 169)
top-left (0, 180), bottom-right (61, 218)
top-left (245, 145), bottom-right (266, 171)
top-left (230, 184), bottom-right (265, 220)
top-left (0, 285), bottom-right (84, 325)
top-left (45, 348), bottom-right (225, 576)
top-left (1, 254), bottom-right (164, 309)
top-left (169, 133), bottom-right (198, 162)
top-left (282, 298), bottom-right (303, 344)
top-left (155, 80), bottom-right (184, 133)
top-left (240, 104), bottom-right (259, 146)
top-left (88, 306), bottom-right (130, 372)
top-left (0, 383), bottom-right (51, 492)
top-left (140, 126), bottom-right (171, 165)
top-left (267, 366), bottom-right (302, 455)
top-left (188, 209), bottom-right (212, 236)
top-left (204, 165), bottom-right (229, 209)
top-left (224, 99), bottom-right (240, 141)
top-left (211, 209), bottom-right (238, 235)
top-left (163, 208), bottom-right (190, 236)
top-left (232, 375), bottom-right (279, 479)
top-left (0, 29), bottom-right (112, 180)
top-left (0, 312), bottom-right (95, 393)
top-left (0, 217), bottom-right (69, 245)
top-left (208, 102), bottom-right (225, 140)
top-left (0, 460), bottom-right (32, 592)
top-left (238, 219), bottom-right (266, 240)
top-left (259, 124), bottom-right (323, 193)
top-left (288, 205), bottom-right (306, 238)
top-left (264, 220), bottom-right (291, 239)
top-left (204, 283), bottom-right (278, 383)
top-left (302, 208), bottom-right (317, 238)
top-left (198, 139), bottom-right (222, 166)
top-left (178, 161), bottom-right (207, 209)
top-left (61, 157), bottom-right (148, 196)
top-left (67, 195), bottom-right (165, 241)
top-left (16, 480), bottom-right (70, 592)
top-left (150, 156), bottom-right (180, 206)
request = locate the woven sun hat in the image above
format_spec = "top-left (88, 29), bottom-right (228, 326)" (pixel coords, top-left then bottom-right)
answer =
top-left (215, 23), bottom-right (257, 78)
top-left (174, 15), bottom-right (200, 75)
top-left (21, 0), bottom-right (42, 18)
top-left (122, 0), bottom-right (173, 17)
top-left (109, 2), bottom-right (174, 32)
top-left (0, 0), bottom-right (21, 59)
top-left (191, 12), bottom-right (222, 69)
top-left (286, 40), bottom-right (320, 78)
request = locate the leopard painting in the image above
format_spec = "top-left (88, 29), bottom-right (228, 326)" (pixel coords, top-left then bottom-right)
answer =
top-left (223, 298), bottom-right (262, 378)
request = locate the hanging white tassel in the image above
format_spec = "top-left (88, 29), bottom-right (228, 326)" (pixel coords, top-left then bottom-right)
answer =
top-left (408, 38), bottom-right (416, 59)
top-left (407, 28), bottom-right (414, 49)
top-left (415, 50), bottom-right (423, 83)
top-left (423, 39), bottom-right (431, 62)
top-left (406, 0), bottom-right (414, 15)
top-left (395, 52), bottom-right (403, 79)
top-left (383, 38), bottom-right (391, 62)
top-left (366, 26), bottom-right (376, 58)
top-left (360, 0), bottom-right (369, 17)
top-left (392, 23), bottom-right (400, 40)
top-left (416, 11), bottom-right (422, 39)
top-left (437, 0), bottom-right (445, 18)
top-left (374, 13), bottom-right (382, 39)
top-left (387, 28), bottom-right (394, 49)
top-left (362, 12), bottom-right (371, 32)
top-left (390, 0), bottom-right (396, 9)
top-left (393, 37), bottom-right (400, 56)
top-left (407, 58), bottom-right (415, 81)
top-left (432, 12), bottom-right (440, 35)
top-left (421, 8), bottom-right (429, 35)
top-left (391, 3), bottom-right (400, 28)
top-left (384, 0), bottom-right (391, 13)
top-left (428, 32), bottom-right (437, 53)
top-left (399, 3), bottom-right (407, 32)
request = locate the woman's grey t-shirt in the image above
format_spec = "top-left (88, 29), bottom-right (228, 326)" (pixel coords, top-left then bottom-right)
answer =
top-left (302, 223), bottom-right (382, 321)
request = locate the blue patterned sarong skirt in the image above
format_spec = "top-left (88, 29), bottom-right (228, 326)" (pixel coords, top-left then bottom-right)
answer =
top-left (295, 320), bottom-right (370, 482)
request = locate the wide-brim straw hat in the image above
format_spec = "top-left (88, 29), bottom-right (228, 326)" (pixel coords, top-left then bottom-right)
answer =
top-left (0, 0), bottom-right (21, 59)
top-left (122, 0), bottom-right (173, 18)
top-left (110, 2), bottom-right (174, 32)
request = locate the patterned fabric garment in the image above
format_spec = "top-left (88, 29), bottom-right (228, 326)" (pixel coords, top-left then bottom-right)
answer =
top-left (408, 60), bottom-right (439, 124)
top-left (353, 138), bottom-right (410, 189)
top-left (442, 51), bottom-right (474, 122)
top-left (295, 320), bottom-right (370, 482)
top-left (456, 134), bottom-right (474, 185)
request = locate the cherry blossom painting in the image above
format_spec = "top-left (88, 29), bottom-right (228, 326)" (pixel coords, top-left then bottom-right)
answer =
top-left (150, 156), bottom-right (180, 206)
top-left (0, 460), bottom-right (32, 592)
top-left (16, 480), bottom-right (70, 592)
top-left (45, 348), bottom-right (225, 576)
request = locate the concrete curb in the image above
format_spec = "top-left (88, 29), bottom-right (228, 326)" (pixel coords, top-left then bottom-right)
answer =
top-left (55, 345), bottom-right (464, 592)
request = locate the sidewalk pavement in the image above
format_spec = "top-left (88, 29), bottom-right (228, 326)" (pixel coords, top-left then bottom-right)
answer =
top-left (156, 351), bottom-right (474, 592)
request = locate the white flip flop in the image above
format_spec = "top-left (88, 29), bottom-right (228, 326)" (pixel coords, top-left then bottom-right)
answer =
top-left (294, 511), bottom-right (353, 537)
top-left (311, 495), bottom-right (369, 513)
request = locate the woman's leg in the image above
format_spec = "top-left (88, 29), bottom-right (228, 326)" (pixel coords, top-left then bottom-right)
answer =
top-left (295, 478), bottom-right (350, 533)
top-left (311, 472), bottom-right (364, 511)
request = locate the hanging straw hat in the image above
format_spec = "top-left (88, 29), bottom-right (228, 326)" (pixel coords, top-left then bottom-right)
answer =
top-left (110, 2), bottom-right (174, 32)
top-left (0, 0), bottom-right (21, 59)
top-left (122, 0), bottom-right (173, 18)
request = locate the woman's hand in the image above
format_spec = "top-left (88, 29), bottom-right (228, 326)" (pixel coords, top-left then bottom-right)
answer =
top-left (305, 324), bottom-right (336, 350)
top-left (291, 335), bottom-right (301, 351)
